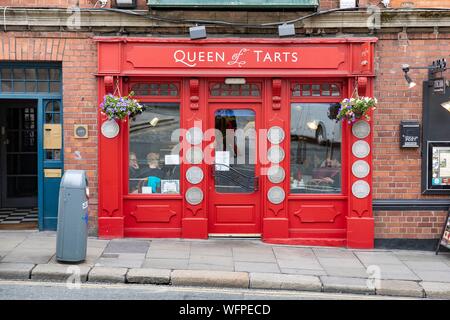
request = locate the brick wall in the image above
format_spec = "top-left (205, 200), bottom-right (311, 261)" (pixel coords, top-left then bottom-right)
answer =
top-left (0, 31), bottom-right (99, 234)
top-left (373, 33), bottom-right (450, 200)
top-left (374, 210), bottom-right (447, 239)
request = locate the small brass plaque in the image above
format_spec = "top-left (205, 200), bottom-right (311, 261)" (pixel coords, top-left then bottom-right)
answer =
top-left (44, 124), bottom-right (62, 149)
top-left (44, 169), bottom-right (62, 178)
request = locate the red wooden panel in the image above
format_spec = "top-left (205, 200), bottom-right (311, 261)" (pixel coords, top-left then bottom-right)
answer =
top-left (293, 204), bottom-right (342, 223)
top-left (288, 199), bottom-right (347, 239)
top-left (131, 205), bottom-right (177, 223)
top-left (215, 205), bottom-right (255, 223)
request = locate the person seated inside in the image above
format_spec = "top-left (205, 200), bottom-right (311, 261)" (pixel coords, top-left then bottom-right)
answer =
top-left (138, 152), bottom-right (165, 193)
top-left (311, 157), bottom-right (341, 188)
top-left (129, 152), bottom-right (140, 193)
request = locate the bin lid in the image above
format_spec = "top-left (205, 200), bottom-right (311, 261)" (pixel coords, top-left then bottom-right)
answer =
top-left (61, 170), bottom-right (87, 189)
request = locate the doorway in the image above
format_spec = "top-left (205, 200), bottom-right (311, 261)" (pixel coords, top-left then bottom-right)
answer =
top-left (208, 104), bottom-right (262, 235)
top-left (0, 99), bottom-right (38, 226)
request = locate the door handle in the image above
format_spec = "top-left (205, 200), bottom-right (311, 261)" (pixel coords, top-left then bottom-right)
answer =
top-left (254, 176), bottom-right (260, 191)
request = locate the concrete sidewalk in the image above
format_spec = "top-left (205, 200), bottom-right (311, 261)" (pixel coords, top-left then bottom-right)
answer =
top-left (1, 230), bottom-right (450, 299)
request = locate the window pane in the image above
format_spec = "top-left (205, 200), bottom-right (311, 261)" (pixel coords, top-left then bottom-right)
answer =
top-left (26, 82), bottom-right (37, 92)
top-left (50, 82), bottom-right (61, 93)
top-left (290, 103), bottom-right (342, 194)
top-left (2, 81), bottom-right (12, 92)
top-left (25, 68), bottom-right (37, 80)
top-left (37, 68), bottom-right (49, 80)
top-left (50, 69), bottom-right (61, 80)
top-left (14, 81), bottom-right (25, 92)
top-left (214, 109), bottom-right (256, 193)
top-left (1, 68), bottom-right (12, 79)
top-left (13, 68), bottom-right (25, 80)
top-left (129, 103), bottom-right (180, 194)
top-left (38, 81), bottom-right (49, 92)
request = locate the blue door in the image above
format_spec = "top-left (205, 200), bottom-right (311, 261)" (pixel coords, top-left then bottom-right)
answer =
top-left (0, 63), bottom-right (63, 230)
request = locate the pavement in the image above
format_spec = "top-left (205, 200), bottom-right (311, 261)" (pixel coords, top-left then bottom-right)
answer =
top-left (1, 230), bottom-right (450, 299)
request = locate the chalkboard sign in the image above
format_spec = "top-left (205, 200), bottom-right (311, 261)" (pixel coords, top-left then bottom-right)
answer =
top-left (436, 208), bottom-right (450, 254)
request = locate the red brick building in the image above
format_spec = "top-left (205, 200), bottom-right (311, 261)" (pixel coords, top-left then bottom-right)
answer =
top-left (1, 0), bottom-right (449, 249)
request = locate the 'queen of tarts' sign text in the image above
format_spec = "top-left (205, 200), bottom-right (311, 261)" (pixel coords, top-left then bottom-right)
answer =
top-left (125, 45), bottom-right (346, 69)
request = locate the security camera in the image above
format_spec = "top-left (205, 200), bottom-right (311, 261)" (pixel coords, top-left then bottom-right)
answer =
top-left (99, 0), bottom-right (108, 7)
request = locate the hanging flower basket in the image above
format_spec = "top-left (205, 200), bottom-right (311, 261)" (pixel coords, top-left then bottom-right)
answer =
top-left (100, 91), bottom-right (145, 121)
top-left (336, 97), bottom-right (377, 124)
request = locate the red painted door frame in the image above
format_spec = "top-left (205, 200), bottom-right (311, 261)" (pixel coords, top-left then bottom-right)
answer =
top-left (207, 102), bottom-right (262, 235)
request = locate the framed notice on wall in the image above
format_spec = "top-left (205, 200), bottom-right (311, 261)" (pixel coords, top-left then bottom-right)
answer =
top-left (425, 142), bottom-right (450, 193)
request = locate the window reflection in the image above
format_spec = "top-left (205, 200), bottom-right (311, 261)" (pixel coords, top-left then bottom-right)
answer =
top-left (129, 103), bottom-right (180, 194)
top-left (214, 109), bottom-right (256, 193)
top-left (290, 103), bottom-right (342, 194)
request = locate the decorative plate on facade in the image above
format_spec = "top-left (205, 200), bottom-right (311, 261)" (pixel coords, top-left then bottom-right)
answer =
top-left (352, 160), bottom-right (370, 178)
top-left (101, 119), bottom-right (120, 139)
top-left (267, 146), bottom-right (285, 164)
top-left (186, 166), bottom-right (204, 185)
top-left (267, 166), bottom-right (285, 184)
top-left (352, 180), bottom-right (370, 199)
top-left (352, 140), bottom-right (370, 159)
top-left (186, 147), bottom-right (203, 164)
top-left (268, 186), bottom-right (285, 204)
top-left (352, 121), bottom-right (370, 139)
top-left (185, 187), bottom-right (203, 205)
top-left (267, 126), bottom-right (285, 144)
top-left (186, 127), bottom-right (203, 145)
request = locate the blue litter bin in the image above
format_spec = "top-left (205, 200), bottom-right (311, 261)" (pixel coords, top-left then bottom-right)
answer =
top-left (56, 170), bottom-right (89, 263)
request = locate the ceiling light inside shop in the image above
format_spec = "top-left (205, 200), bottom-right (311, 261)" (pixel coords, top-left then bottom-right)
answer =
top-left (149, 117), bottom-right (159, 126)
top-left (441, 101), bottom-right (450, 113)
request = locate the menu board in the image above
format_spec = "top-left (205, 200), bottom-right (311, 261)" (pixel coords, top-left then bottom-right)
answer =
top-left (440, 212), bottom-right (450, 249)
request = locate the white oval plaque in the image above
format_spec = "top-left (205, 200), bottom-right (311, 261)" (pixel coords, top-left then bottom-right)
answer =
top-left (352, 160), bottom-right (370, 178)
top-left (186, 127), bottom-right (203, 145)
top-left (267, 166), bottom-right (285, 184)
top-left (185, 187), bottom-right (203, 205)
top-left (268, 186), bottom-right (285, 205)
top-left (101, 119), bottom-right (120, 139)
top-left (352, 140), bottom-right (370, 159)
top-left (267, 126), bottom-right (285, 144)
top-left (186, 147), bottom-right (203, 164)
top-left (352, 180), bottom-right (370, 199)
top-left (267, 146), bottom-right (285, 164)
top-left (186, 166), bottom-right (204, 185)
top-left (352, 121), bottom-right (371, 139)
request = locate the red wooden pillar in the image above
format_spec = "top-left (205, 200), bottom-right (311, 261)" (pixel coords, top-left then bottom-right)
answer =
top-left (262, 79), bottom-right (289, 240)
top-left (98, 75), bottom-right (125, 238)
top-left (181, 78), bottom-right (208, 238)
top-left (346, 76), bottom-right (374, 248)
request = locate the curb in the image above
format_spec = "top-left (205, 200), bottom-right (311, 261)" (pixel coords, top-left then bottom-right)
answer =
top-left (0, 264), bottom-right (449, 299)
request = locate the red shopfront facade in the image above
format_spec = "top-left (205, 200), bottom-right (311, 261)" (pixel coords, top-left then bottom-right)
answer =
top-left (96, 37), bottom-right (376, 248)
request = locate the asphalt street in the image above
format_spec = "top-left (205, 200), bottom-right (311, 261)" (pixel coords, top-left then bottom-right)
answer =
top-left (0, 280), bottom-right (412, 300)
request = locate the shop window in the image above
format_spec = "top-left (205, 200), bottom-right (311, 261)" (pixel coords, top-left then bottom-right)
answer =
top-left (130, 82), bottom-right (179, 97)
top-left (291, 83), bottom-right (341, 97)
top-left (129, 103), bottom-right (180, 195)
top-left (210, 83), bottom-right (261, 97)
top-left (290, 103), bottom-right (342, 194)
top-left (0, 65), bottom-right (61, 94)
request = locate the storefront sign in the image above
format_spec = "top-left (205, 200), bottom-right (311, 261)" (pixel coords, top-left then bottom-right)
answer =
top-left (126, 45), bottom-right (346, 69)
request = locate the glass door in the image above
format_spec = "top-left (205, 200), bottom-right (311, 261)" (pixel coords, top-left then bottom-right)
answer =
top-left (0, 100), bottom-right (38, 208)
top-left (208, 105), bottom-right (261, 235)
